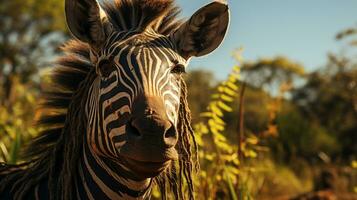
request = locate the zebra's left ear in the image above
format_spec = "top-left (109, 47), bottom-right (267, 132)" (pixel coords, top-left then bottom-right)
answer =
top-left (171, 1), bottom-right (230, 59)
top-left (65, 0), bottom-right (112, 50)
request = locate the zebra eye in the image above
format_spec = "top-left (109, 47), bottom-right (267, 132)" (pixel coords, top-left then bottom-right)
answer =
top-left (97, 59), bottom-right (115, 78)
top-left (171, 64), bottom-right (186, 74)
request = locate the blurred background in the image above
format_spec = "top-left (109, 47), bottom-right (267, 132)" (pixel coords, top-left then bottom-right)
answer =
top-left (0, 0), bottom-right (356, 199)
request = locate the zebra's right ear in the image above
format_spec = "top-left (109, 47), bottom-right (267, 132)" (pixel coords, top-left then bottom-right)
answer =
top-left (65, 0), bottom-right (111, 50)
top-left (171, 1), bottom-right (229, 59)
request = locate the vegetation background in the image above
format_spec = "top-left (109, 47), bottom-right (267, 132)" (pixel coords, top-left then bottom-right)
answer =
top-left (0, 0), bottom-right (356, 199)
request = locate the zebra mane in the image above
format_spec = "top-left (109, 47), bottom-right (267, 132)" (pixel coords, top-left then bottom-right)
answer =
top-left (0, 39), bottom-right (96, 199)
top-left (24, 40), bottom-right (93, 160)
top-left (101, 0), bottom-right (183, 35)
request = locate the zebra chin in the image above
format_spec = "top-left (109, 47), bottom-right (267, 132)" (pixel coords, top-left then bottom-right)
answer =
top-left (122, 156), bottom-right (173, 179)
top-left (119, 145), bottom-right (178, 179)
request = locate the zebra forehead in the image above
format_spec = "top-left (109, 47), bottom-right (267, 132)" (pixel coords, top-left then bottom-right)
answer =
top-left (105, 31), bottom-right (175, 51)
top-left (111, 46), bottom-right (182, 71)
top-left (104, 32), bottom-right (185, 65)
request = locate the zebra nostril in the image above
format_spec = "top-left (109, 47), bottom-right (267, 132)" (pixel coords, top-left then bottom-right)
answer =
top-left (163, 125), bottom-right (177, 148)
top-left (164, 125), bottom-right (176, 138)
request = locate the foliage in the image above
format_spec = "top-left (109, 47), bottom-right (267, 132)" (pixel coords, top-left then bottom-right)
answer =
top-left (268, 104), bottom-right (339, 163)
top-left (0, 77), bottom-right (40, 163)
top-left (292, 54), bottom-right (357, 160)
top-left (353, 160), bottom-right (357, 193)
top-left (0, 0), bottom-right (66, 31)
top-left (241, 56), bottom-right (305, 93)
top-left (255, 159), bottom-right (312, 199)
top-left (0, 0), bottom-right (66, 106)
top-left (185, 70), bottom-right (216, 123)
top-left (193, 65), bottom-right (241, 199)
top-left (336, 25), bottom-right (357, 47)
top-left (192, 62), bottom-right (269, 199)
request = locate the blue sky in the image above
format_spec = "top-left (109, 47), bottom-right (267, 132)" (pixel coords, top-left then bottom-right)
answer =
top-left (176, 0), bottom-right (357, 79)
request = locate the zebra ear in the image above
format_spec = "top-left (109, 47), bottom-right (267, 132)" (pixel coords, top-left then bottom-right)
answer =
top-left (171, 1), bottom-right (230, 59)
top-left (65, 0), bottom-right (111, 50)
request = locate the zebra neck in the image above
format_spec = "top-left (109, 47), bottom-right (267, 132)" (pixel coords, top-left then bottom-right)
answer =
top-left (76, 143), bottom-right (153, 199)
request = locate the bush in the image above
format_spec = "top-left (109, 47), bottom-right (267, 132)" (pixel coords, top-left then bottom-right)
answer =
top-left (268, 104), bottom-right (339, 163)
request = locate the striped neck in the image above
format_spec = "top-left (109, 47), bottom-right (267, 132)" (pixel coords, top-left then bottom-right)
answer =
top-left (76, 142), bottom-right (152, 199)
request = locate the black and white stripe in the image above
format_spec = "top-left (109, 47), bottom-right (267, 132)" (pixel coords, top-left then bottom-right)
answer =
top-left (80, 30), bottom-right (186, 199)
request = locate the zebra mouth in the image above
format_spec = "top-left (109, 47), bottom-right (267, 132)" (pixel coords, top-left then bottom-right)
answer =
top-left (123, 156), bottom-right (171, 178)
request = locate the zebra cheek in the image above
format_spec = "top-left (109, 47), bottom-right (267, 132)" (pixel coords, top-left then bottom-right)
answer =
top-left (89, 140), bottom-right (101, 155)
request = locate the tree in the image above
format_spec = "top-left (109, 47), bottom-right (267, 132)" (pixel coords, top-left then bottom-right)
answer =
top-left (336, 25), bottom-right (357, 47)
top-left (0, 0), bottom-right (67, 106)
top-left (292, 59), bottom-right (357, 160)
top-left (0, 0), bottom-right (67, 163)
top-left (241, 56), bottom-right (305, 94)
top-left (292, 26), bottom-right (357, 160)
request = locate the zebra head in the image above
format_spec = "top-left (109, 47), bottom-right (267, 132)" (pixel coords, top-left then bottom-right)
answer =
top-left (65, 0), bottom-right (229, 179)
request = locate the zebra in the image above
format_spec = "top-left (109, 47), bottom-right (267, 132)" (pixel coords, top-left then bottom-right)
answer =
top-left (0, 0), bottom-right (229, 199)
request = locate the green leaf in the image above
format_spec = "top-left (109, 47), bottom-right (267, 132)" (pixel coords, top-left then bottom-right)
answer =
top-left (218, 101), bottom-right (233, 112)
top-left (9, 130), bottom-right (21, 164)
top-left (0, 142), bottom-right (9, 162)
top-left (224, 168), bottom-right (238, 200)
